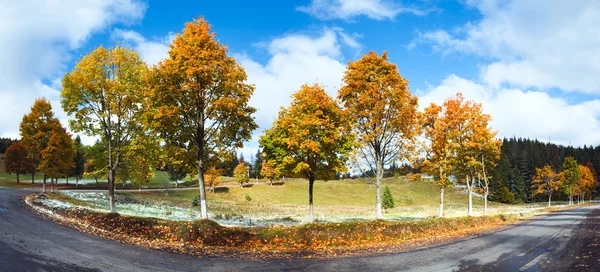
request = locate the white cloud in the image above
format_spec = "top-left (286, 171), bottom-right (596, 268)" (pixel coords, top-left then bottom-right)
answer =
top-left (235, 28), bottom-right (356, 150)
top-left (418, 75), bottom-right (600, 147)
top-left (297, 0), bottom-right (427, 21)
top-left (0, 0), bottom-right (147, 144)
top-left (415, 0), bottom-right (600, 94)
top-left (111, 29), bottom-right (175, 66)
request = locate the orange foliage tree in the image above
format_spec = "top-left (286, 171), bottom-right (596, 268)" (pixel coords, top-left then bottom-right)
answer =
top-left (38, 127), bottom-right (75, 192)
top-left (448, 93), bottom-right (500, 216)
top-left (576, 165), bottom-right (596, 204)
top-left (531, 165), bottom-right (563, 207)
top-left (145, 17), bottom-right (257, 219)
top-left (338, 51), bottom-right (418, 219)
top-left (420, 103), bottom-right (455, 217)
top-left (19, 98), bottom-right (63, 192)
top-left (260, 84), bottom-right (354, 222)
top-left (204, 166), bottom-right (221, 192)
top-left (4, 142), bottom-right (32, 183)
top-left (421, 93), bottom-right (500, 216)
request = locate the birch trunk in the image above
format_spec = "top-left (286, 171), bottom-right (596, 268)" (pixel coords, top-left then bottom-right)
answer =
top-left (375, 157), bottom-right (383, 219)
top-left (467, 175), bottom-right (473, 216)
top-left (439, 187), bottom-right (445, 217)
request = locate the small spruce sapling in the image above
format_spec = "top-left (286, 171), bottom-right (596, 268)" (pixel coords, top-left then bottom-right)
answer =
top-left (382, 185), bottom-right (395, 210)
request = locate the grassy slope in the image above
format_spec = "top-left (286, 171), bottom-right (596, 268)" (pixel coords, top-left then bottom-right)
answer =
top-left (123, 177), bottom-right (546, 222)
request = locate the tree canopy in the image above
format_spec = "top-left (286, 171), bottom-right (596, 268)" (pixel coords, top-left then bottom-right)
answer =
top-left (338, 51), bottom-right (418, 219)
top-left (61, 46), bottom-right (150, 212)
top-left (260, 84), bottom-right (354, 222)
top-left (145, 17), bottom-right (257, 219)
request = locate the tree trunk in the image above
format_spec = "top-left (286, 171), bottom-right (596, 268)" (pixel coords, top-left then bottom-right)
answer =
top-left (32, 172), bottom-right (35, 184)
top-left (66, 176), bottom-right (69, 185)
top-left (548, 193), bottom-right (552, 207)
top-left (108, 168), bottom-right (116, 213)
top-left (569, 186), bottom-right (573, 206)
top-left (76, 176), bottom-right (79, 187)
top-left (467, 175), bottom-right (473, 216)
top-left (375, 157), bottom-right (383, 219)
top-left (16, 173), bottom-right (19, 184)
top-left (50, 177), bottom-right (54, 193)
top-left (95, 177), bottom-right (98, 184)
top-left (484, 190), bottom-right (488, 216)
top-left (439, 186), bottom-right (445, 217)
top-left (309, 176), bottom-right (315, 223)
top-left (42, 175), bottom-right (46, 193)
top-left (197, 157), bottom-right (208, 219)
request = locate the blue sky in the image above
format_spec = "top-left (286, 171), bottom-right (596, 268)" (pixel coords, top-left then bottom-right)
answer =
top-left (1, 0), bottom-right (599, 154)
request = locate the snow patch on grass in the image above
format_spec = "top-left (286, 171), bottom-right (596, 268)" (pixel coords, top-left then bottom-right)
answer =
top-left (53, 192), bottom-right (300, 227)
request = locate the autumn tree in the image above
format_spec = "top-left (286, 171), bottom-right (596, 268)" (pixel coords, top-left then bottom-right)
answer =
top-left (61, 46), bottom-right (150, 213)
top-left (70, 136), bottom-right (85, 186)
top-left (531, 165), bottom-right (563, 207)
top-left (577, 165), bottom-right (595, 204)
top-left (420, 103), bottom-right (454, 217)
top-left (4, 142), bottom-right (32, 183)
top-left (260, 160), bottom-right (281, 185)
top-left (338, 51), bottom-right (418, 219)
top-left (38, 127), bottom-right (75, 192)
top-left (585, 162), bottom-right (599, 202)
top-left (234, 162), bottom-right (250, 187)
top-left (204, 166), bottom-right (221, 192)
top-left (19, 98), bottom-right (62, 192)
top-left (163, 144), bottom-right (193, 187)
top-left (447, 93), bottom-right (499, 216)
top-left (421, 94), bottom-right (500, 216)
top-left (561, 157), bottom-right (579, 206)
top-left (260, 84), bottom-right (354, 222)
top-left (145, 17), bottom-right (257, 219)
top-left (84, 140), bottom-right (106, 184)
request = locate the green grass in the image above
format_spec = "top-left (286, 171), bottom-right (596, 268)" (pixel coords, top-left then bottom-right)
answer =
top-left (118, 177), bottom-right (549, 222)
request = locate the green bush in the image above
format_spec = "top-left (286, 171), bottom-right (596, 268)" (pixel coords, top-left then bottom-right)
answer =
top-left (498, 186), bottom-right (516, 204)
top-left (192, 195), bottom-right (201, 206)
top-left (245, 193), bottom-right (252, 201)
top-left (382, 185), bottom-right (395, 209)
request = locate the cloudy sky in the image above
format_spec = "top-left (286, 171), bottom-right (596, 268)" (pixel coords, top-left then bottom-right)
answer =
top-left (1, 0), bottom-right (599, 156)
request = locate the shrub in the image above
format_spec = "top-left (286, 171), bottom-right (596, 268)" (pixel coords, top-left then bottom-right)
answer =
top-left (245, 193), bottom-right (252, 201)
top-left (382, 185), bottom-right (395, 209)
top-left (192, 195), bottom-right (201, 206)
top-left (498, 186), bottom-right (516, 204)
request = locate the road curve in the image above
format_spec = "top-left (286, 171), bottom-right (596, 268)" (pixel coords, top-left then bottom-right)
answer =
top-left (0, 188), bottom-right (597, 271)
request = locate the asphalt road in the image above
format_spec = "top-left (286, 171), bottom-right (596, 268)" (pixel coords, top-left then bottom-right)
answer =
top-left (0, 188), bottom-right (598, 272)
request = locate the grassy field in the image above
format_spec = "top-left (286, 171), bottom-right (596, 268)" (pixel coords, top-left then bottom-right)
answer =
top-left (119, 177), bottom-right (558, 222)
top-left (2, 153), bottom-right (563, 223)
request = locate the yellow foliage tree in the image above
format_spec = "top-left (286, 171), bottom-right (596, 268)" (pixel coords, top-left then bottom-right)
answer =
top-left (61, 46), bottom-right (150, 213)
top-left (531, 165), bottom-right (563, 207)
top-left (260, 84), bottom-right (354, 222)
top-left (234, 162), bottom-right (249, 187)
top-left (260, 160), bottom-right (282, 185)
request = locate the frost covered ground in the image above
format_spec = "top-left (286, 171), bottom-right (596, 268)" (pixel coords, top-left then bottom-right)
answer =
top-left (36, 190), bottom-right (570, 228)
top-left (43, 191), bottom-right (300, 227)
